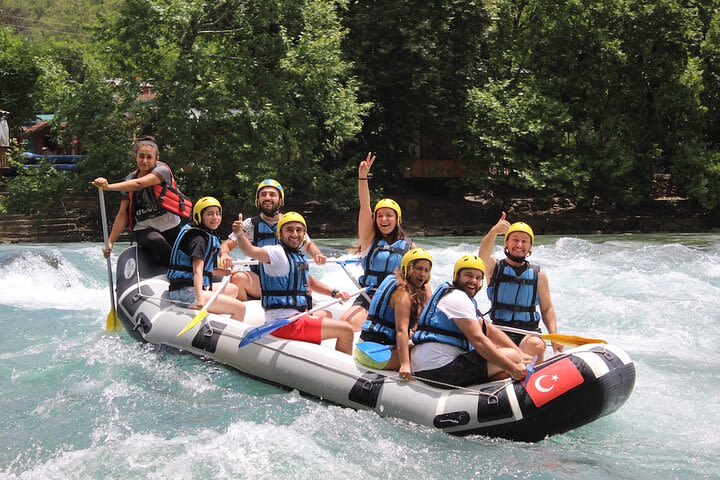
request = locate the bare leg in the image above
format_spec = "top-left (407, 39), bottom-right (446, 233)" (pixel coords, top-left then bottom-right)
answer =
top-left (487, 347), bottom-right (524, 381)
top-left (230, 271), bottom-right (261, 301)
top-left (519, 336), bottom-right (547, 363)
top-left (320, 318), bottom-right (355, 354)
top-left (198, 291), bottom-right (246, 321)
top-left (340, 305), bottom-right (369, 331)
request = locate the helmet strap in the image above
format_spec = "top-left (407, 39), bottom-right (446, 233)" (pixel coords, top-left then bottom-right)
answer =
top-left (504, 248), bottom-right (529, 264)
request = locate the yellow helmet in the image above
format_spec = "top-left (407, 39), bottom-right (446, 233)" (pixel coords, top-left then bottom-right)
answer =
top-left (505, 222), bottom-right (534, 245)
top-left (400, 248), bottom-right (433, 284)
top-left (373, 198), bottom-right (402, 224)
top-left (192, 196), bottom-right (222, 225)
top-left (453, 255), bottom-right (486, 281)
top-left (276, 211), bottom-right (307, 238)
top-left (255, 179), bottom-right (285, 208)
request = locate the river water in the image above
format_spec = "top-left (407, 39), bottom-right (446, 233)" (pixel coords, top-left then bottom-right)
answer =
top-left (0, 234), bottom-right (719, 479)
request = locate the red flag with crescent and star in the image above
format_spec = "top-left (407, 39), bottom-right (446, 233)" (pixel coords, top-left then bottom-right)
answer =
top-left (525, 358), bottom-right (584, 407)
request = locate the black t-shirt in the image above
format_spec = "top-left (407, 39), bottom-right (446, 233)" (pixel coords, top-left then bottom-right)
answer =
top-left (169, 229), bottom-right (210, 290)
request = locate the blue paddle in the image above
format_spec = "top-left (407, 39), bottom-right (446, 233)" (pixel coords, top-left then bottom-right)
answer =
top-left (238, 287), bottom-right (368, 348)
top-left (523, 355), bottom-right (539, 387)
top-left (355, 341), bottom-right (392, 364)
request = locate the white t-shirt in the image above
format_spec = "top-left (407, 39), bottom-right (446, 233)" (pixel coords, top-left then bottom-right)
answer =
top-left (411, 289), bottom-right (481, 372)
top-left (260, 244), bottom-right (308, 323)
top-left (228, 215), bottom-right (312, 250)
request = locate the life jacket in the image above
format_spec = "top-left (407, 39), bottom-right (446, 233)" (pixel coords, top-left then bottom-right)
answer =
top-left (359, 235), bottom-right (412, 290)
top-left (167, 224), bottom-right (220, 289)
top-left (127, 162), bottom-right (192, 230)
top-left (486, 259), bottom-right (541, 329)
top-left (412, 282), bottom-right (483, 351)
top-left (361, 275), bottom-right (403, 345)
top-left (249, 215), bottom-right (278, 274)
top-left (259, 245), bottom-right (312, 312)
top-left (251, 215), bottom-right (278, 247)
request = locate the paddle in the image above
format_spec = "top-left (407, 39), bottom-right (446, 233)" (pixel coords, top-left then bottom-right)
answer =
top-left (523, 355), bottom-right (538, 387)
top-left (238, 287), bottom-right (368, 347)
top-left (98, 188), bottom-right (121, 332)
top-left (231, 257), bottom-right (360, 267)
top-left (355, 341), bottom-right (392, 364)
top-left (495, 324), bottom-right (607, 348)
top-left (335, 260), bottom-right (373, 303)
top-left (176, 274), bottom-right (233, 336)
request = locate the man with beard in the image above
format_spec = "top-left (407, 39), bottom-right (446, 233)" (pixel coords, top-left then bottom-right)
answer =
top-left (219, 179), bottom-right (326, 300)
top-left (478, 213), bottom-right (561, 361)
top-left (411, 255), bottom-right (533, 387)
top-left (232, 211), bottom-right (355, 353)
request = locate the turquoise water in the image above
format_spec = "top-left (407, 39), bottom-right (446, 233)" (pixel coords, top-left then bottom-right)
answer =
top-left (1, 234), bottom-right (719, 479)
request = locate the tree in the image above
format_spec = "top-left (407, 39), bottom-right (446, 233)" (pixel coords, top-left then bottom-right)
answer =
top-left (75, 0), bottom-right (369, 211)
top-left (0, 27), bottom-right (41, 131)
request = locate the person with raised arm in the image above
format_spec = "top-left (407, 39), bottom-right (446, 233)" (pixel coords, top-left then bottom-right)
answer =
top-left (340, 153), bottom-right (415, 331)
top-left (232, 211), bottom-right (355, 353)
top-left (411, 255), bottom-right (534, 387)
top-left (218, 179), bottom-right (326, 300)
top-left (91, 136), bottom-right (191, 266)
top-left (478, 212), bottom-right (562, 361)
top-left (354, 248), bottom-right (433, 380)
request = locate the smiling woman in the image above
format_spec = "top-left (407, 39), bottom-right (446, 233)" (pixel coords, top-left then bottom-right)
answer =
top-left (90, 136), bottom-right (191, 266)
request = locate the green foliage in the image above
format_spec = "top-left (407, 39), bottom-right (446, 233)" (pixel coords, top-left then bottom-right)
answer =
top-left (0, 27), bottom-right (41, 129)
top-left (5, 151), bottom-right (72, 217)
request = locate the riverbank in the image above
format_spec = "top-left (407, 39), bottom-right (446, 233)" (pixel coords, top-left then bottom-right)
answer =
top-left (0, 190), bottom-right (717, 244)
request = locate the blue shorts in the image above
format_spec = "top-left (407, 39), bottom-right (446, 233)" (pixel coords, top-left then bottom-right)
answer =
top-left (169, 287), bottom-right (196, 307)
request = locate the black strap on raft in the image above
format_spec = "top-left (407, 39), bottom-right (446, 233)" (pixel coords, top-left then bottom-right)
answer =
top-left (348, 372), bottom-right (386, 408)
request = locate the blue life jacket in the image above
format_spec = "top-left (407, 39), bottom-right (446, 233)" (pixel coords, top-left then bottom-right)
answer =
top-left (359, 235), bottom-right (412, 291)
top-left (259, 245), bottom-right (311, 312)
top-left (251, 215), bottom-right (278, 247)
top-left (412, 282), bottom-right (481, 351)
top-left (361, 275), bottom-right (402, 345)
top-left (250, 215), bottom-right (278, 274)
top-left (487, 259), bottom-right (541, 329)
top-left (167, 224), bottom-right (220, 289)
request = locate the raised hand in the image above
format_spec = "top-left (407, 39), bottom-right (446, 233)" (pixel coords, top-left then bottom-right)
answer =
top-left (232, 214), bottom-right (245, 237)
top-left (358, 152), bottom-right (376, 178)
top-left (493, 211), bottom-right (511, 235)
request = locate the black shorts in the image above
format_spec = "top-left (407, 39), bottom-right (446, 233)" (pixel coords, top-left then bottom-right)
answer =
top-left (352, 290), bottom-right (374, 310)
top-left (414, 350), bottom-right (489, 389)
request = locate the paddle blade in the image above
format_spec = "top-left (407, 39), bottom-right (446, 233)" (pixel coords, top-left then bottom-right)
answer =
top-left (105, 309), bottom-right (121, 332)
top-left (355, 341), bottom-right (392, 365)
top-left (177, 309), bottom-right (208, 337)
top-left (238, 318), bottom-right (290, 348)
top-left (542, 333), bottom-right (606, 347)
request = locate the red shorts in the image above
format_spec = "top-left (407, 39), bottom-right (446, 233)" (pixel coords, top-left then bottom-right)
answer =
top-left (271, 316), bottom-right (323, 344)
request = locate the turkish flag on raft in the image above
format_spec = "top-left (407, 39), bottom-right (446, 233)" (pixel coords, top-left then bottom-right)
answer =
top-left (525, 358), bottom-right (584, 408)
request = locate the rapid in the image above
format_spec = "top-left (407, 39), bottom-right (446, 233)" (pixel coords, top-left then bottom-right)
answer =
top-left (1, 234), bottom-right (719, 479)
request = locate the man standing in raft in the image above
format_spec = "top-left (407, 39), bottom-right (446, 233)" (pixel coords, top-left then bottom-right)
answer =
top-left (411, 255), bottom-right (533, 386)
top-left (219, 179), bottom-right (326, 300)
top-left (478, 213), bottom-right (562, 361)
top-left (233, 211), bottom-right (355, 354)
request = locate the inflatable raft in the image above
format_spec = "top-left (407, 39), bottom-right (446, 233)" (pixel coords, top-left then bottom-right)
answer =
top-left (114, 246), bottom-right (636, 442)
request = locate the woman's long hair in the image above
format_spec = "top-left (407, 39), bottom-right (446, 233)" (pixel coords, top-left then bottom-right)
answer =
top-left (393, 263), bottom-right (429, 328)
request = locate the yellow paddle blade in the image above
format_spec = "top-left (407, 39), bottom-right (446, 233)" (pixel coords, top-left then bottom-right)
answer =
top-left (177, 309), bottom-right (208, 337)
top-left (105, 309), bottom-right (121, 332)
top-left (542, 333), bottom-right (607, 347)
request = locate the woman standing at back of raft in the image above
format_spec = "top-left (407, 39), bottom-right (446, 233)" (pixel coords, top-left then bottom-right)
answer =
top-left (92, 136), bottom-right (190, 266)
top-left (341, 152), bottom-right (415, 331)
